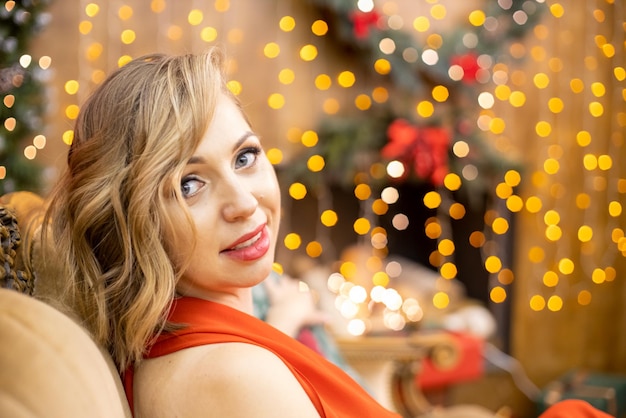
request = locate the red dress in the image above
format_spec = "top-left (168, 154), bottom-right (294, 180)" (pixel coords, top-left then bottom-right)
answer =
top-left (124, 296), bottom-right (400, 417)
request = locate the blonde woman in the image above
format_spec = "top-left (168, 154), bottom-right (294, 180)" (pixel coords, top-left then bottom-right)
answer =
top-left (45, 50), bottom-right (399, 417)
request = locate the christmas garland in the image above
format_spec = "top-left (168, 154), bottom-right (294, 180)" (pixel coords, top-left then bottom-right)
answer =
top-left (0, 0), bottom-right (52, 194)
top-left (288, 0), bottom-right (545, 195)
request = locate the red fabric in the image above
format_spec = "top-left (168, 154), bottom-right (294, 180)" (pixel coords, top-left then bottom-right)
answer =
top-left (539, 399), bottom-right (613, 417)
top-left (124, 297), bottom-right (399, 418)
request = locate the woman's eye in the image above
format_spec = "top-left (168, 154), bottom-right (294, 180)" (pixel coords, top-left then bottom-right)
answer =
top-left (181, 177), bottom-right (204, 198)
top-left (235, 147), bottom-right (260, 169)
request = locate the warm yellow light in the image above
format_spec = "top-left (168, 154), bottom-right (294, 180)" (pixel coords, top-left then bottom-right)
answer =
top-left (438, 239), bottom-right (455, 256)
top-left (416, 101), bottom-right (434, 118)
top-left (433, 292), bottom-right (450, 309)
top-left (65, 104), bottom-right (80, 120)
top-left (443, 173), bottom-right (461, 191)
top-left (85, 3), bottom-right (99, 17)
top-left (549, 3), bottom-right (565, 18)
top-left (322, 98), bottom-right (340, 114)
top-left (374, 59), bottom-right (391, 75)
top-left (449, 203), bottom-right (465, 220)
top-left (506, 195), bottom-right (524, 212)
top-left (372, 199), bottom-right (388, 215)
top-left (576, 130), bottom-right (592, 146)
top-left (321, 210), bottom-right (338, 227)
top-left (264, 42), bottom-right (280, 58)
top-left (354, 183), bottom-right (371, 200)
top-left (266, 148), bottom-right (283, 165)
top-left (558, 258), bottom-right (575, 275)
top-left (547, 295), bottom-right (563, 312)
top-left (315, 74), bottom-right (332, 90)
top-left (440, 262), bottom-right (457, 279)
top-left (355, 94), bottom-right (372, 111)
top-left (430, 4), bottom-right (446, 20)
top-left (226, 80), bottom-right (242, 95)
top-left (307, 155), bottom-right (325, 172)
top-left (267, 93), bottom-right (285, 109)
top-left (469, 231), bottom-right (485, 248)
top-left (289, 183), bottom-right (307, 200)
top-left (371, 272), bottom-right (389, 287)
top-left (432, 85), bottom-right (449, 102)
top-left (353, 218), bottom-right (371, 235)
top-left (425, 221), bottom-right (442, 239)
top-left (64, 80), bottom-right (79, 95)
top-left (468, 10), bottom-right (485, 26)
top-left (413, 16), bottom-right (430, 32)
top-left (337, 71), bottom-right (356, 88)
top-left (609, 201), bottom-right (622, 217)
top-left (578, 290), bottom-right (592, 306)
top-left (543, 271), bottom-right (558, 287)
top-left (311, 20), bottom-right (328, 36)
top-left (545, 225), bottom-right (562, 241)
top-left (200, 27), bottom-right (218, 42)
top-left (589, 101), bottom-right (604, 117)
top-left (490, 287), bottom-right (507, 303)
top-left (86, 42), bottom-right (103, 61)
top-left (533, 72), bottom-right (550, 88)
top-left (278, 68), bottom-right (295, 85)
top-left (548, 97), bottom-right (564, 113)
top-left (485, 256), bottom-right (502, 273)
top-left (301, 130), bottom-right (318, 147)
top-left (62, 130), bottom-right (74, 145)
top-left (284, 233), bottom-right (302, 250)
top-left (535, 121), bottom-right (552, 137)
top-left (300, 44), bottom-right (318, 61)
top-left (306, 241), bottom-right (323, 258)
top-left (279, 15), bottom-right (296, 32)
top-left (119, 5), bottom-right (133, 20)
top-left (423, 191), bottom-right (441, 209)
top-left (492, 218), bottom-right (509, 234)
top-left (509, 91), bottom-right (526, 107)
top-left (530, 295), bottom-right (546, 311)
top-left (79, 20), bottom-right (93, 35)
top-left (120, 29), bottom-right (136, 44)
top-left (570, 78), bottom-right (584, 93)
top-left (528, 246), bottom-right (545, 263)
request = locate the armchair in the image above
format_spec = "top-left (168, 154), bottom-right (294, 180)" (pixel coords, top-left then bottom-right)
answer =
top-left (0, 191), bottom-right (131, 417)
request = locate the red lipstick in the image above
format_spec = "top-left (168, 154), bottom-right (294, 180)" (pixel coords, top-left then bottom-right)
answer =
top-left (222, 224), bottom-right (270, 261)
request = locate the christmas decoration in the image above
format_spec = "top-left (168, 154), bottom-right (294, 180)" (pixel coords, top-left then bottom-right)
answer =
top-left (0, 0), bottom-right (52, 194)
top-left (289, 0), bottom-right (545, 195)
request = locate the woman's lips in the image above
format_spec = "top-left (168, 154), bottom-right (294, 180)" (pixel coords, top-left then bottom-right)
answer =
top-left (222, 225), bottom-right (270, 261)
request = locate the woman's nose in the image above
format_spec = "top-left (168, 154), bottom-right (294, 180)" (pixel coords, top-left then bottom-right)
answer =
top-left (221, 177), bottom-right (258, 222)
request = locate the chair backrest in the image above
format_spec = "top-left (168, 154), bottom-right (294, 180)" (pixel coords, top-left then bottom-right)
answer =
top-left (0, 191), bottom-right (132, 418)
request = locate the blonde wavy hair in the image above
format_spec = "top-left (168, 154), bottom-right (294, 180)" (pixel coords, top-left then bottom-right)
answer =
top-left (45, 49), bottom-right (228, 370)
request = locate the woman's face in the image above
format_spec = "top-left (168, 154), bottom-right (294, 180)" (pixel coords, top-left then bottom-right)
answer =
top-left (173, 93), bottom-right (281, 302)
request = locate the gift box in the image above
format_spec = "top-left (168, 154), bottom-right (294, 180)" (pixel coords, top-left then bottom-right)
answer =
top-left (537, 370), bottom-right (626, 417)
top-left (415, 332), bottom-right (484, 390)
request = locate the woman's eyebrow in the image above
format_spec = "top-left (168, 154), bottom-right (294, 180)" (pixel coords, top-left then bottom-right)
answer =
top-left (186, 131), bottom-right (258, 165)
top-left (232, 131), bottom-right (257, 152)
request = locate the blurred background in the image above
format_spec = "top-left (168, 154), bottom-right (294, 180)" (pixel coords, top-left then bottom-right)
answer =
top-left (1, 0), bottom-right (625, 416)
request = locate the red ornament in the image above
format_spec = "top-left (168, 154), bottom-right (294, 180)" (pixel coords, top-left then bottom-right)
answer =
top-left (450, 52), bottom-right (481, 84)
top-left (382, 119), bottom-right (451, 186)
top-left (349, 10), bottom-right (380, 39)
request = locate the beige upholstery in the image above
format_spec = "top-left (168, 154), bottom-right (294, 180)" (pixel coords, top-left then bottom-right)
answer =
top-left (0, 191), bottom-right (132, 418)
top-left (0, 289), bottom-right (131, 417)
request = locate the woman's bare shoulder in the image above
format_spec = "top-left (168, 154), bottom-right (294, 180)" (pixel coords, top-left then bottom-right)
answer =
top-left (135, 342), bottom-right (320, 417)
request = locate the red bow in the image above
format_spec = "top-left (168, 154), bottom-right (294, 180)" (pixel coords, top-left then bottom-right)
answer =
top-left (450, 52), bottom-right (480, 84)
top-left (381, 119), bottom-right (450, 185)
top-left (350, 10), bottom-right (380, 39)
